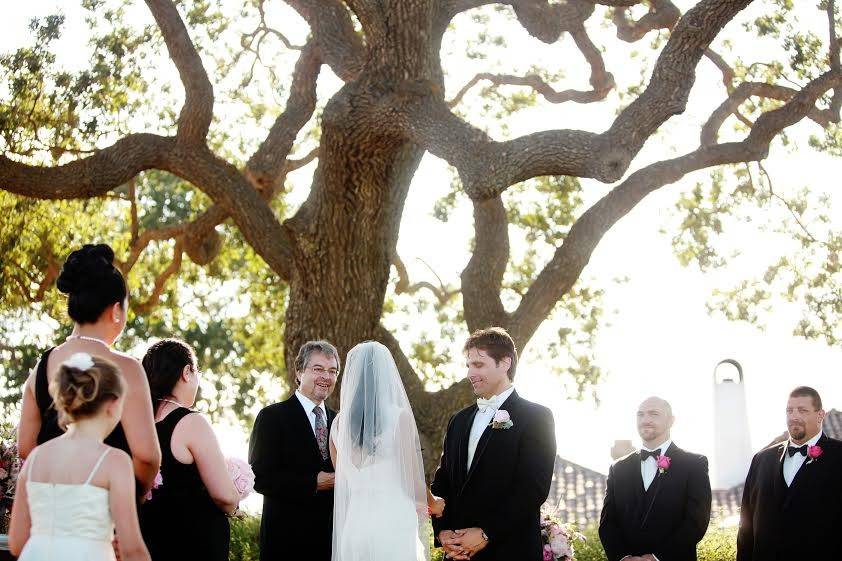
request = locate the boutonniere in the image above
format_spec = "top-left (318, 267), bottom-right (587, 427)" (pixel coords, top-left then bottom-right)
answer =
top-left (656, 455), bottom-right (671, 474)
top-left (806, 445), bottom-right (823, 464)
top-left (490, 409), bottom-right (513, 429)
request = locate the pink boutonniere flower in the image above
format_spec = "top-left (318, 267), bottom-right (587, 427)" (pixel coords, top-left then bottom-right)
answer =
top-left (656, 455), bottom-right (671, 474)
top-left (491, 409), bottom-right (513, 429)
top-left (806, 445), bottom-right (823, 464)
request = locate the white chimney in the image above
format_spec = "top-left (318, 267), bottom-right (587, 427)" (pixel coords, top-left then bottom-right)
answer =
top-left (713, 359), bottom-right (753, 489)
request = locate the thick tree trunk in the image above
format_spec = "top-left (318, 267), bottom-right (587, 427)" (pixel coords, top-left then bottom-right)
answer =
top-left (280, 7), bottom-right (457, 475)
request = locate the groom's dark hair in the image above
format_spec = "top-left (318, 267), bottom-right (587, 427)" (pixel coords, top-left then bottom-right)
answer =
top-left (790, 386), bottom-right (823, 410)
top-left (464, 327), bottom-right (518, 380)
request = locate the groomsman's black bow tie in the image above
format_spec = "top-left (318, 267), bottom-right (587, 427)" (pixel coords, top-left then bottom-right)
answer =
top-left (640, 449), bottom-right (661, 461)
top-left (788, 444), bottom-right (809, 457)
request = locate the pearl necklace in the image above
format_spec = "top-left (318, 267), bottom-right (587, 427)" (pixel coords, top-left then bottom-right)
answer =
top-left (66, 335), bottom-right (111, 347)
top-left (159, 398), bottom-right (188, 408)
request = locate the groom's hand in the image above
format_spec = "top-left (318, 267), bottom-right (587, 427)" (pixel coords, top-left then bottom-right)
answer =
top-left (439, 530), bottom-right (469, 560)
top-left (316, 471), bottom-right (335, 490)
top-left (451, 528), bottom-right (488, 558)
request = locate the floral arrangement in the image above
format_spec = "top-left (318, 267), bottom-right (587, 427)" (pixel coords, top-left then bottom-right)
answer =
top-left (540, 511), bottom-right (585, 561)
top-left (226, 457), bottom-right (255, 501)
top-left (0, 434), bottom-right (22, 533)
top-left (143, 471), bottom-right (164, 501)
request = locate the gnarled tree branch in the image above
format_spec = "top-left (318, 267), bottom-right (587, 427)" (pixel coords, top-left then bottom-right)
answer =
top-left (247, 42), bottom-right (322, 189)
top-left (461, 196), bottom-right (510, 331)
top-left (282, 0), bottom-right (366, 81)
top-left (144, 0), bottom-right (214, 144)
top-left (133, 240), bottom-right (184, 314)
top-left (701, 81), bottom-right (837, 146)
top-left (411, 0), bottom-right (755, 198)
top-left (612, 0), bottom-right (680, 42)
top-left (507, 68), bottom-right (842, 347)
top-left (0, 134), bottom-right (173, 199)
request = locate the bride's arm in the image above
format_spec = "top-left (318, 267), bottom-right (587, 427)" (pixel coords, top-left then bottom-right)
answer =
top-left (329, 420), bottom-right (338, 467)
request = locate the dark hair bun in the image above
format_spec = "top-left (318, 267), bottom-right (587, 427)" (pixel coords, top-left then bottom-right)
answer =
top-left (57, 244), bottom-right (117, 295)
top-left (56, 244), bottom-right (128, 324)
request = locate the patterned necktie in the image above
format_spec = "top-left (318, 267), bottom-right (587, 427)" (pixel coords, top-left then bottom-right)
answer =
top-left (313, 406), bottom-right (328, 460)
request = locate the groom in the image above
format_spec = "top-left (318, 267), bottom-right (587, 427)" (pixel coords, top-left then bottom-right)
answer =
top-left (431, 327), bottom-right (556, 560)
top-left (599, 397), bottom-right (711, 561)
top-left (248, 340), bottom-right (340, 561)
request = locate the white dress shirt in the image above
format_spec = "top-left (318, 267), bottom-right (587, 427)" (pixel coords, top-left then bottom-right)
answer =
top-left (295, 390), bottom-right (327, 436)
top-left (640, 439), bottom-right (672, 492)
top-left (782, 431), bottom-right (822, 487)
top-left (467, 386), bottom-right (515, 469)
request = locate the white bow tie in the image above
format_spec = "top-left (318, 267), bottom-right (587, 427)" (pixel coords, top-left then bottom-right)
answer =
top-left (476, 397), bottom-right (498, 412)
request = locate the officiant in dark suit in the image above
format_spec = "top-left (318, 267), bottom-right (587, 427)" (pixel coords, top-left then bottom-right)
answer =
top-left (599, 396), bottom-right (711, 561)
top-left (248, 341), bottom-right (340, 561)
top-left (737, 386), bottom-right (842, 561)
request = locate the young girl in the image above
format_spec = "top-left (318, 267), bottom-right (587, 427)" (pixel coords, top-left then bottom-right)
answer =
top-left (8, 353), bottom-right (151, 561)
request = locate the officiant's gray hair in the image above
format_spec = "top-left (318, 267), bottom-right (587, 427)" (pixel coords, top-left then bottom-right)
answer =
top-left (294, 340), bottom-right (341, 383)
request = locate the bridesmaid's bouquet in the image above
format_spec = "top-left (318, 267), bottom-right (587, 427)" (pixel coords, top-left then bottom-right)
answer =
top-left (226, 457), bottom-right (255, 501)
top-left (0, 435), bottom-right (21, 533)
top-left (540, 511), bottom-right (585, 561)
top-left (143, 471), bottom-right (164, 501)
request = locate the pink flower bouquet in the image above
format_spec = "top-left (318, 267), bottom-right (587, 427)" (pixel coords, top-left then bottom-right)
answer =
top-left (540, 511), bottom-right (585, 561)
top-left (226, 457), bottom-right (255, 500)
top-left (143, 471), bottom-right (163, 501)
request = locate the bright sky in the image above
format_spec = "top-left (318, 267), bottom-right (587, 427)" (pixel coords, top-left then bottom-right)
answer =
top-left (4, 2), bottom-right (841, 512)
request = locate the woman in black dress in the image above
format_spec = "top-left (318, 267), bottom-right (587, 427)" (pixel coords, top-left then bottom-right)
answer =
top-left (139, 339), bottom-right (239, 561)
top-left (17, 244), bottom-right (161, 494)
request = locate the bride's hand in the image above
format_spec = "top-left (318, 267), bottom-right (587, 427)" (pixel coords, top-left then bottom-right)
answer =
top-left (429, 495), bottom-right (446, 518)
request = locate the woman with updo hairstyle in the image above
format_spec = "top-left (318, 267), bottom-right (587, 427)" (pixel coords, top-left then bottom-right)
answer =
top-left (8, 353), bottom-right (151, 561)
top-left (139, 339), bottom-right (238, 561)
top-left (17, 243), bottom-right (161, 497)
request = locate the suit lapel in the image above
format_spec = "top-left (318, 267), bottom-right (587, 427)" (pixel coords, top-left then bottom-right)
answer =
top-left (772, 442), bottom-right (788, 507)
top-left (456, 407), bottom-right (477, 493)
top-left (462, 390), bottom-right (519, 491)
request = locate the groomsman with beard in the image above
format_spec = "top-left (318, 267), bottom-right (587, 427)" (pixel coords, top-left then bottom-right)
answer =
top-left (248, 341), bottom-right (340, 561)
top-left (431, 327), bottom-right (556, 560)
top-left (599, 397), bottom-right (711, 561)
top-left (737, 386), bottom-right (842, 560)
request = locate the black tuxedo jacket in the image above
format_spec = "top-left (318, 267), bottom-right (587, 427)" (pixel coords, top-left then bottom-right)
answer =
top-left (599, 443), bottom-right (712, 561)
top-left (431, 390), bottom-right (556, 561)
top-left (248, 395), bottom-right (336, 561)
top-left (737, 434), bottom-right (842, 561)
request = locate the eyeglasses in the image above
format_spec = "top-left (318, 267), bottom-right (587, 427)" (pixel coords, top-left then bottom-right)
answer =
top-left (309, 365), bottom-right (339, 377)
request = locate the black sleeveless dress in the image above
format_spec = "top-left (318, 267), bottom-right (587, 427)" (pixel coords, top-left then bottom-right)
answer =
top-left (139, 407), bottom-right (230, 561)
top-left (34, 347), bottom-right (131, 452)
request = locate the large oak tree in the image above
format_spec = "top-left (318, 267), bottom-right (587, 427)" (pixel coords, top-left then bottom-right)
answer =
top-left (1, 0), bottom-right (840, 472)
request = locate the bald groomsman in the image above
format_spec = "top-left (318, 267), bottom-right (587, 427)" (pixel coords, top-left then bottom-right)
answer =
top-left (599, 397), bottom-right (711, 561)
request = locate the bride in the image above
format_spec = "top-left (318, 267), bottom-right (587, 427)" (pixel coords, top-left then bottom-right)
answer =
top-left (329, 341), bottom-right (437, 561)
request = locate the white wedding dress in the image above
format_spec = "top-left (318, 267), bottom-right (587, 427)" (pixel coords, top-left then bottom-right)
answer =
top-left (332, 342), bottom-right (430, 561)
top-left (18, 447), bottom-right (116, 561)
